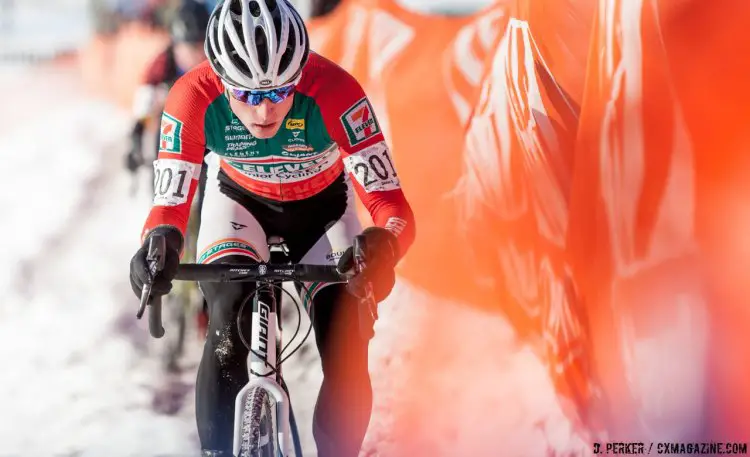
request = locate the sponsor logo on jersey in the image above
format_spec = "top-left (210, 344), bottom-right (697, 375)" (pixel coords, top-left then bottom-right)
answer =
top-left (236, 159), bottom-right (327, 180)
top-left (224, 145), bottom-right (261, 155)
top-left (385, 217), bottom-right (407, 236)
top-left (285, 119), bottom-right (305, 130)
top-left (225, 134), bottom-right (256, 142)
top-left (326, 250), bottom-right (347, 263)
top-left (159, 113), bottom-right (183, 153)
top-left (340, 97), bottom-right (381, 146)
top-left (283, 145), bottom-right (315, 153)
top-left (198, 239), bottom-right (260, 264)
top-left (230, 143), bottom-right (340, 183)
top-left (225, 118), bottom-right (246, 132)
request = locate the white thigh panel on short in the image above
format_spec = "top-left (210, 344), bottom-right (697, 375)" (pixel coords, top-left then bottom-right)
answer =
top-left (196, 153), bottom-right (270, 264)
top-left (298, 175), bottom-right (363, 308)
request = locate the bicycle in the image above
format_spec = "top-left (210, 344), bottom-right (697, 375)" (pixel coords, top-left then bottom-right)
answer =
top-left (136, 232), bottom-right (377, 457)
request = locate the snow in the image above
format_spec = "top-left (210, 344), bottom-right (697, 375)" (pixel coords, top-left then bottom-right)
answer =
top-left (362, 281), bottom-right (589, 456)
top-left (0, 63), bottom-right (198, 457)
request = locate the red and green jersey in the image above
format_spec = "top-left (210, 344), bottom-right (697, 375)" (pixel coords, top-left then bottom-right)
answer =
top-left (143, 52), bottom-right (415, 256)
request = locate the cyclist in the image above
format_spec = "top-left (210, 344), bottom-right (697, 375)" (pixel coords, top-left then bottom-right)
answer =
top-left (125, 0), bottom-right (211, 351)
top-left (124, 0), bottom-right (210, 179)
top-left (128, 0), bottom-right (415, 455)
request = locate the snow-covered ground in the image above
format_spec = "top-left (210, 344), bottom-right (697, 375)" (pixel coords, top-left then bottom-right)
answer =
top-left (0, 3), bottom-right (589, 455)
top-left (0, 63), bottom-right (199, 456)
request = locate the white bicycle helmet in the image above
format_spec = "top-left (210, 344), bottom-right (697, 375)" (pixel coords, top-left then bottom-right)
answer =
top-left (205, 0), bottom-right (310, 90)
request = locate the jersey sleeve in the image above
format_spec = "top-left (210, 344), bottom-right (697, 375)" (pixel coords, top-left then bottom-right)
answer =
top-left (140, 70), bottom-right (211, 247)
top-left (316, 64), bottom-right (416, 259)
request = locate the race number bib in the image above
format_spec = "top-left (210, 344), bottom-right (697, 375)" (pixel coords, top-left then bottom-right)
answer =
top-left (152, 159), bottom-right (197, 206)
top-left (344, 142), bottom-right (401, 193)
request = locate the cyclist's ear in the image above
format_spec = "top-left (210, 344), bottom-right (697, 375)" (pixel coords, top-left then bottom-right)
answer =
top-left (336, 247), bottom-right (354, 274)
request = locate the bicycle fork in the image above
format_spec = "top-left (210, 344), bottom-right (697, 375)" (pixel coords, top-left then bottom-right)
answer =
top-left (233, 284), bottom-right (294, 457)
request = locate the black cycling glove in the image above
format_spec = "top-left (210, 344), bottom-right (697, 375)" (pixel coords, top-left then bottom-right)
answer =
top-left (337, 226), bottom-right (399, 302)
top-left (125, 121), bottom-right (145, 173)
top-left (129, 225), bottom-right (183, 299)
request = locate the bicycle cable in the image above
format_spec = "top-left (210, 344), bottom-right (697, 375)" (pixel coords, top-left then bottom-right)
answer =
top-left (279, 282), bottom-right (304, 358)
top-left (278, 281), bottom-right (316, 366)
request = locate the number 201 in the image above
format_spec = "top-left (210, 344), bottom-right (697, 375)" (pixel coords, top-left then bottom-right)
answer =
top-left (154, 168), bottom-right (188, 198)
top-left (354, 151), bottom-right (397, 186)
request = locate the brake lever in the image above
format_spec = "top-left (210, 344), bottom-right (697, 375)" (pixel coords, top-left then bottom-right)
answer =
top-left (352, 236), bottom-right (374, 300)
top-left (352, 235), bottom-right (377, 340)
top-left (136, 234), bottom-right (166, 319)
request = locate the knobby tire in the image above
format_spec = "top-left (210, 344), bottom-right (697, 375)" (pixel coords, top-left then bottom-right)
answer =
top-left (240, 386), bottom-right (277, 457)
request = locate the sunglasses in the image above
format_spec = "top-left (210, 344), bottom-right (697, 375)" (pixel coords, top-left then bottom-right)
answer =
top-left (227, 83), bottom-right (296, 106)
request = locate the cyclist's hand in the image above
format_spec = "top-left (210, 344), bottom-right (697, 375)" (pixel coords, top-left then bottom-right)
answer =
top-left (337, 226), bottom-right (399, 302)
top-left (125, 122), bottom-right (145, 173)
top-left (125, 146), bottom-right (144, 173)
top-left (129, 226), bottom-right (182, 299)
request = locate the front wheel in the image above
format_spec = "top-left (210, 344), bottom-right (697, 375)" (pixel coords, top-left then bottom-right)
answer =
top-left (240, 386), bottom-right (277, 457)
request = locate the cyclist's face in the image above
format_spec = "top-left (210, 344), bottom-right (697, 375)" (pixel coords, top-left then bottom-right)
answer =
top-left (229, 93), bottom-right (295, 139)
top-left (174, 42), bottom-right (206, 71)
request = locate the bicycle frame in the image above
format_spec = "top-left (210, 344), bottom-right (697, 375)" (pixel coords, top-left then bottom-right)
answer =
top-left (233, 280), bottom-right (295, 457)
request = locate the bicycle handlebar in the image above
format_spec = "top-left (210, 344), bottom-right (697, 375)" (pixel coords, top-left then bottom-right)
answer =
top-left (173, 263), bottom-right (354, 283)
top-left (148, 296), bottom-right (165, 338)
top-left (136, 233), bottom-right (377, 341)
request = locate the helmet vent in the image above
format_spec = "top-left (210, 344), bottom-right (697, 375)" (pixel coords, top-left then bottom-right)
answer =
top-left (229, 0), bottom-right (243, 16)
top-left (231, 51), bottom-right (252, 76)
top-left (278, 24), bottom-right (295, 75)
top-left (254, 25), bottom-right (269, 72)
top-left (249, 1), bottom-right (262, 17)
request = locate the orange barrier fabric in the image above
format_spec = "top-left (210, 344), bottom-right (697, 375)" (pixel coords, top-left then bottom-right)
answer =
top-left (456, 0), bottom-right (750, 441)
top-left (512, 0), bottom-right (593, 105)
top-left (568, 0), bottom-right (750, 441)
top-left (308, 0), bottom-right (510, 305)
top-left (453, 0), bottom-right (597, 432)
top-left (568, 0), bottom-right (707, 439)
